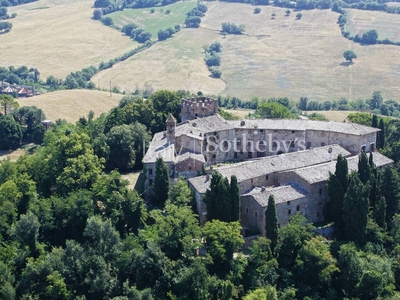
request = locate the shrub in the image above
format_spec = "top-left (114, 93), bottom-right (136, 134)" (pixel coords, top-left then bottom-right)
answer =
top-left (166, 9), bottom-right (171, 14)
top-left (296, 12), bottom-right (302, 19)
top-left (150, 8), bottom-right (155, 13)
top-left (93, 9), bottom-right (103, 20)
top-left (101, 16), bottom-right (113, 26)
top-left (254, 7), bottom-right (261, 14)
top-left (210, 66), bottom-right (222, 78)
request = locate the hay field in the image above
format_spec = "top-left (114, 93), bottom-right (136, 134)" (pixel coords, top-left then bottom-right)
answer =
top-left (0, 149), bottom-right (26, 162)
top-left (17, 90), bottom-right (123, 123)
top-left (110, 1), bottom-right (197, 37)
top-left (0, 0), bottom-right (137, 79)
top-left (94, 2), bottom-right (400, 102)
top-left (306, 110), bottom-right (355, 122)
top-left (345, 9), bottom-right (400, 42)
top-left (225, 108), bottom-right (254, 118)
top-left (92, 27), bottom-right (226, 95)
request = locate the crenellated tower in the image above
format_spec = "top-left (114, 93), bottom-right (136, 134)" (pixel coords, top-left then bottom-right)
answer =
top-left (181, 97), bottom-right (218, 122)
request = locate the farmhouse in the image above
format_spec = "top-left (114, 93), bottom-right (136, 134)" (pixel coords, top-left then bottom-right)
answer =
top-left (143, 97), bottom-right (392, 232)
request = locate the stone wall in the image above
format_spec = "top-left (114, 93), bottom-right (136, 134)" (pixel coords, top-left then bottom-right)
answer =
top-left (181, 97), bottom-right (218, 122)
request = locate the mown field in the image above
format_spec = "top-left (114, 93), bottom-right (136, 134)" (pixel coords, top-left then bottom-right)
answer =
top-left (17, 89), bottom-right (123, 123)
top-left (109, 0), bottom-right (197, 37)
top-left (92, 27), bottom-right (226, 95)
top-left (0, 0), bottom-right (138, 79)
top-left (94, 2), bottom-right (400, 102)
top-left (345, 9), bottom-right (400, 42)
top-left (306, 110), bottom-right (355, 122)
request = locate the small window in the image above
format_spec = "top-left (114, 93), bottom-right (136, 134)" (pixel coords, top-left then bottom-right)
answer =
top-left (278, 223), bottom-right (281, 228)
top-left (307, 142), bottom-right (311, 149)
top-left (234, 152), bottom-right (238, 159)
top-left (148, 168), bottom-right (153, 175)
top-left (291, 130), bottom-right (295, 133)
top-left (246, 208), bottom-right (249, 214)
top-left (260, 129), bottom-right (264, 133)
top-left (319, 189), bottom-right (322, 194)
top-left (149, 179), bottom-right (153, 186)
top-left (288, 209), bottom-right (291, 215)
top-left (370, 143), bottom-right (375, 152)
top-left (255, 212), bottom-right (258, 218)
top-left (188, 166), bottom-right (192, 170)
top-left (236, 139), bottom-right (242, 145)
top-left (272, 141), bottom-right (278, 149)
top-left (287, 201), bottom-right (291, 206)
top-left (248, 152), bottom-right (253, 159)
top-left (317, 213), bottom-right (320, 217)
top-left (266, 175), bottom-right (269, 180)
top-left (212, 154), bottom-right (216, 158)
top-left (290, 141), bottom-right (295, 148)
top-left (223, 141), bottom-right (229, 149)
top-left (319, 202), bottom-right (322, 205)
top-left (321, 142), bottom-right (326, 146)
top-left (251, 179), bottom-right (253, 184)
top-left (361, 145), bottom-right (366, 152)
top-left (296, 205), bottom-right (300, 211)
top-left (259, 140), bottom-right (265, 145)
top-left (247, 141), bottom-right (252, 146)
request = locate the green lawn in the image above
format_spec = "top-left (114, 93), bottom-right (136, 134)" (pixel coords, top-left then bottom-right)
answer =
top-left (109, 1), bottom-right (197, 37)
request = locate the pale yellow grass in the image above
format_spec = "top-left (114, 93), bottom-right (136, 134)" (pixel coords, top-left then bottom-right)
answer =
top-left (121, 171), bottom-right (142, 190)
top-left (92, 27), bottom-right (226, 95)
top-left (17, 89), bottom-right (123, 123)
top-left (306, 110), bottom-right (355, 122)
top-left (225, 108), bottom-right (254, 118)
top-left (346, 9), bottom-right (400, 41)
top-left (0, 0), bottom-right (137, 79)
top-left (0, 149), bottom-right (25, 162)
top-left (94, 2), bottom-right (400, 102)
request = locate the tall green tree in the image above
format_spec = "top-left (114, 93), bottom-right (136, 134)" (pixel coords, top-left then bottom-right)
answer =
top-left (335, 154), bottom-right (349, 190)
top-left (374, 196), bottom-right (387, 230)
top-left (230, 175), bottom-right (240, 222)
top-left (0, 94), bottom-right (18, 115)
top-left (377, 118), bottom-right (385, 149)
top-left (0, 115), bottom-right (22, 150)
top-left (106, 124), bottom-right (136, 171)
top-left (204, 171), bottom-right (231, 222)
top-left (343, 173), bottom-right (369, 245)
top-left (358, 151), bottom-right (371, 185)
top-left (154, 157), bottom-right (169, 208)
top-left (265, 195), bottom-right (278, 250)
top-left (381, 166), bottom-right (400, 227)
top-left (371, 114), bottom-right (378, 128)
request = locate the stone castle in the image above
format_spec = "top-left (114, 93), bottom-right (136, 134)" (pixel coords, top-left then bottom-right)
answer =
top-left (143, 97), bottom-right (393, 235)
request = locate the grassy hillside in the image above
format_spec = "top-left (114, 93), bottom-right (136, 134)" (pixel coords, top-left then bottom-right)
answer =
top-left (0, 0), bottom-right (138, 79)
top-left (17, 90), bottom-right (123, 123)
top-left (109, 1), bottom-right (197, 37)
top-left (92, 27), bottom-right (226, 95)
top-left (306, 110), bottom-right (355, 122)
top-left (93, 2), bottom-right (400, 102)
top-left (345, 9), bottom-right (400, 42)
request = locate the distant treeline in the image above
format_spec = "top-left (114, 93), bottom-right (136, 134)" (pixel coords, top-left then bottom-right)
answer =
top-left (0, 41), bottom-right (153, 93)
top-left (217, 91), bottom-right (400, 118)
top-left (93, 0), bottom-right (181, 15)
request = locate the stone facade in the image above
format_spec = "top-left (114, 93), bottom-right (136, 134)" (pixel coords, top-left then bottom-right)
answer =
top-left (144, 98), bottom-right (386, 231)
top-left (181, 97), bottom-right (218, 122)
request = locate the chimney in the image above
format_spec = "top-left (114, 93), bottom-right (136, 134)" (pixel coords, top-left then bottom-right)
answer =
top-left (261, 186), bottom-right (266, 192)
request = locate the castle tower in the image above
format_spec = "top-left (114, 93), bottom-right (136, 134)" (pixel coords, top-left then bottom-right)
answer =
top-left (181, 97), bottom-right (218, 122)
top-left (166, 114), bottom-right (176, 144)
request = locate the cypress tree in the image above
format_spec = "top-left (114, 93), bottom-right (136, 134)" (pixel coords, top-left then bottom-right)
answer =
top-left (358, 151), bottom-right (371, 185)
top-left (204, 171), bottom-right (232, 222)
top-left (335, 154), bottom-right (349, 191)
top-left (371, 114), bottom-right (378, 128)
top-left (204, 171), bottom-right (223, 221)
top-left (374, 196), bottom-right (387, 230)
top-left (377, 119), bottom-right (385, 149)
top-left (265, 195), bottom-right (278, 250)
top-left (369, 151), bottom-right (374, 168)
top-left (154, 157), bottom-right (169, 208)
top-left (220, 177), bottom-right (232, 222)
top-left (230, 175), bottom-right (240, 222)
top-left (369, 172), bottom-right (381, 209)
top-left (381, 166), bottom-right (400, 227)
top-left (327, 173), bottom-right (346, 238)
top-left (343, 173), bottom-right (369, 245)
